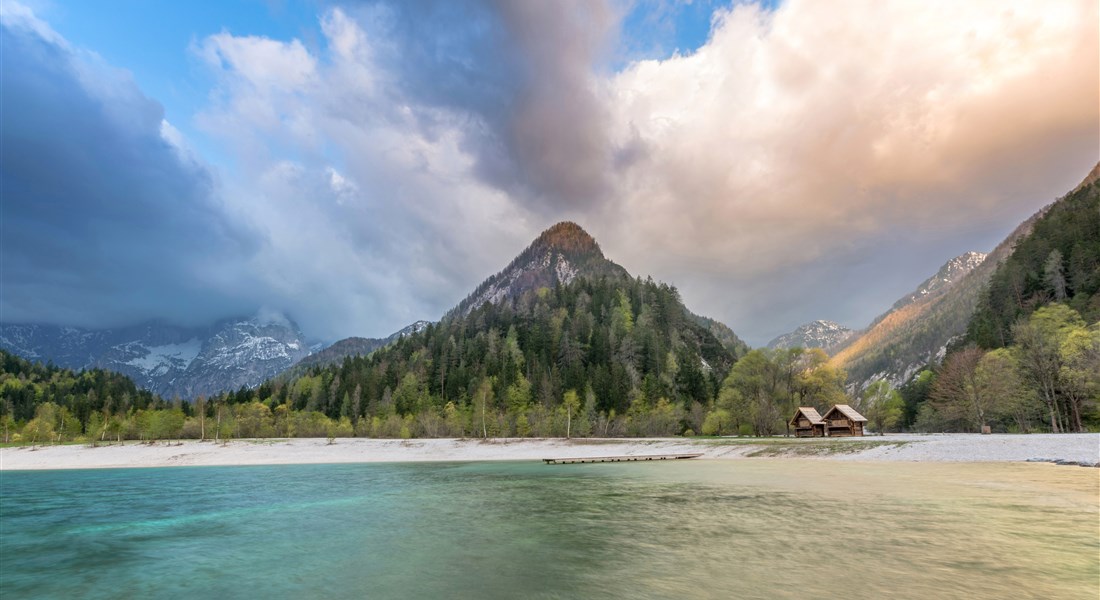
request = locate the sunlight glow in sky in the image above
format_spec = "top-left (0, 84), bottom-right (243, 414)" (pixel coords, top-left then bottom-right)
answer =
top-left (2, 0), bottom-right (1097, 345)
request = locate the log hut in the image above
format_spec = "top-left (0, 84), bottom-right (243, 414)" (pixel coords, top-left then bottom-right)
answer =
top-left (822, 404), bottom-right (867, 437)
top-left (789, 407), bottom-right (825, 437)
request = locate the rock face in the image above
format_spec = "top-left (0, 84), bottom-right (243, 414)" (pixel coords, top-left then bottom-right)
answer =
top-left (832, 242), bottom-right (1029, 390)
top-left (0, 314), bottom-right (310, 399)
top-left (447, 222), bottom-right (629, 318)
top-left (767, 320), bottom-right (855, 352)
top-left (888, 252), bottom-right (988, 314)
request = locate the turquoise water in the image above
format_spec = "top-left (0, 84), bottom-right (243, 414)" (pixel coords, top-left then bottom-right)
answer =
top-left (1, 460), bottom-right (1097, 599)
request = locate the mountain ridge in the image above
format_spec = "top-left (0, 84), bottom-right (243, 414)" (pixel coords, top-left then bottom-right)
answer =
top-left (292, 320), bottom-right (432, 370)
top-left (447, 221), bottom-right (630, 319)
top-left (767, 320), bottom-right (855, 352)
top-left (0, 314), bottom-right (311, 399)
top-left (832, 222), bottom-right (1043, 388)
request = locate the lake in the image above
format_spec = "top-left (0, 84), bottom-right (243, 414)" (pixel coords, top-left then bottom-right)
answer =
top-left (1, 460), bottom-right (1097, 599)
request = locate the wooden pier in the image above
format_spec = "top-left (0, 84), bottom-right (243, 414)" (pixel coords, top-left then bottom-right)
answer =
top-left (543, 453), bottom-right (703, 465)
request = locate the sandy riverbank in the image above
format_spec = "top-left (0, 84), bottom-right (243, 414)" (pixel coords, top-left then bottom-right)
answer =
top-left (2, 433), bottom-right (1097, 471)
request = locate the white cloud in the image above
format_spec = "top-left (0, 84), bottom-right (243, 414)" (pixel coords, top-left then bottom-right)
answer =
top-left (189, 0), bottom-right (1097, 344)
top-left (194, 9), bottom-right (533, 339)
top-left (598, 0), bottom-right (1098, 341)
top-left (18, 0), bottom-right (1090, 345)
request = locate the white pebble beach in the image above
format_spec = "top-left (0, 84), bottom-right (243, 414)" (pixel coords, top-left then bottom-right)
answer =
top-left (2, 433), bottom-right (1097, 471)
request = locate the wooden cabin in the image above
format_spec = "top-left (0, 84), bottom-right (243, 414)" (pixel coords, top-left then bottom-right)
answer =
top-left (822, 404), bottom-right (867, 437)
top-left (789, 407), bottom-right (825, 437)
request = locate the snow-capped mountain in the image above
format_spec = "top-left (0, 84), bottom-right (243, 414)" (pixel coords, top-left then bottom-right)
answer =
top-left (889, 251), bottom-right (987, 313)
top-left (447, 221), bottom-right (629, 318)
top-left (832, 243), bottom-right (1027, 390)
top-left (766, 320), bottom-right (855, 352)
top-left (0, 313), bottom-right (311, 399)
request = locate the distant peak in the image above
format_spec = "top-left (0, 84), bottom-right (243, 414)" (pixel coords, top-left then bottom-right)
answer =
top-left (531, 221), bottom-right (602, 256)
top-left (941, 251), bottom-right (987, 274)
top-left (766, 319), bottom-right (854, 350)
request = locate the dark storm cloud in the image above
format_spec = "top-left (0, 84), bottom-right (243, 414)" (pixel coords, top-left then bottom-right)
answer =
top-left (336, 0), bottom-right (618, 211)
top-left (3, 0), bottom-right (1096, 348)
top-left (0, 10), bottom-right (259, 328)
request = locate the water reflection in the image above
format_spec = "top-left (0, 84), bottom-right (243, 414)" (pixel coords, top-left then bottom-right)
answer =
top-left (1, 461), bottom-right (1096, 599)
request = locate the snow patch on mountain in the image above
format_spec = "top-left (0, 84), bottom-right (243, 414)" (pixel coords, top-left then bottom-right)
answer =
top-left (125, 339), bottom-right (202, 376)
top-left (892, 251), bottom-right (987, 311)
top-left (0, 313), bottom-right (311, 399)
top-left (767, 320), bottom-right (855, 352)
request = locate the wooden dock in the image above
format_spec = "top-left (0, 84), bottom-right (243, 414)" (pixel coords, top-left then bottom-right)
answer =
top-left (543, 453), bottom-right (703, 465)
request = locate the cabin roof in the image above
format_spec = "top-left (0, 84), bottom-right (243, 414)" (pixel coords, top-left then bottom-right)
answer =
top-left (824, 404), bottom-right (868, 422)
top-left (789, 407), bottom-right (824, 425)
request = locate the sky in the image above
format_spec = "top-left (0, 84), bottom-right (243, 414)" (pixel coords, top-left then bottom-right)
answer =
top-left (1, 0), bottom-right (1097, 346)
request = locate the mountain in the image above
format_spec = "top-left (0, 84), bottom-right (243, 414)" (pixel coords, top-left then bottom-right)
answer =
top-left (248, 222), bottom-right (745, 436)
top-left (887, 252), bottom-right (988, 314)
top-left (1072, 161), bottom-right (1100, 193)
top-left (836, 162), bottom-right (1100, 388)
top-left (447, 221), bottom-right (630, 318)
top-left (0, 349), bottom-right (161, 423)
top-left (767, 320), bottom-right (855, 352)
top-left (830, 243), bottom-right (1022, 389)
top-left (445, 221), bottom-right (748, 351)
top-left (0, 313), bottom-right (311, 399)
top-left (293, 320), bottom-right (432, 369)
top-left (966, 164), bottom-right (1100, 347)
top-left (689, 313), bottom-right (750, 359)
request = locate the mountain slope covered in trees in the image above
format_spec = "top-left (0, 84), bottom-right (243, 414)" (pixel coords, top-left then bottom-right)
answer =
top-left (966, 170), bottom-right (1100, 348)
top-left (0, 349), bottom-right (163, 442)
top-left (292, 321), bottom-right (432, 370)
top-left (261, 223), bottom-right (747, 437)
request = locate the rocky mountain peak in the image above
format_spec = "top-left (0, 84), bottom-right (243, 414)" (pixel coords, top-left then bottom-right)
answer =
top-left (529, 221), bottom-right (603, 258)
top-left (891, 251), bottom-right (987, 312)
top-left (0, 313), bottom-right (310, 399)
top-left (448, 222), bottom-right (627, 318)
top-left (767, 320), bottom-right (855, 352)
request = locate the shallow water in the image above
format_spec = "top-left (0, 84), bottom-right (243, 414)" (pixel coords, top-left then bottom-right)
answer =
top-left (1, 460), bottom-right (1096, 599)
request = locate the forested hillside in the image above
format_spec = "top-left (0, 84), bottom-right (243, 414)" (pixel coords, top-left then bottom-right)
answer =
top-left (830, 248), bottom-right (1011, 389)
top-left (966, 176), bottom-right (1100, 348)
top-left (282, 275), bottom-right (735, 437)
top-left (903, 169), bottom-right (1100, 434)
top-left (1, 222), bottom-right (763, 441)
top-left (0, 350), bottom-right (161, 442)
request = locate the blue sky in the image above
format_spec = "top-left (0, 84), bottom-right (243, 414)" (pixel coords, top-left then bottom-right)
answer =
top-left (2, 0), bottom-right (1097, 345)
top-left (35, 0), bottom-right (731, 158)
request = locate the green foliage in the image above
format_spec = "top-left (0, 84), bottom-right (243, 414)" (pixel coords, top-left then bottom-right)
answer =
top-left (717, 347), bottom-right (850, 436)
top-left (898, 370), bottom-right (935, 429)
top-left (860, 381), bottom-right (904, 435)
top-left (923, 304), bottom-right (1098, 433)
top-left (251, 274), bottom-right (735, 438)
top-left (0, 349), bottom-right (160, 439)
top-left (967, 182), bottom-right (1100, 347)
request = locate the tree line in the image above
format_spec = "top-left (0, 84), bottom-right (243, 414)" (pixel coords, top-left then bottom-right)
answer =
top-left (3, 241), bottom-right (1096, 442)
top-left (909, 303), bottom-right (1099, 433)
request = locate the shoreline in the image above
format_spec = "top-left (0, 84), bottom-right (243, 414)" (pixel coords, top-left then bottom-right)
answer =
top-left (1, 433), bottom-right (1097, 471)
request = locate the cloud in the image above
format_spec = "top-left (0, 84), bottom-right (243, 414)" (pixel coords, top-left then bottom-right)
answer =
top-left (598, 0), bottom-right (1099, 342)
top-left (0, 4), bottom-right (261, 329)
top-left (194, 5), bottom-right (536, 339)
top-left (3, 0), bottom-right (1096, 347)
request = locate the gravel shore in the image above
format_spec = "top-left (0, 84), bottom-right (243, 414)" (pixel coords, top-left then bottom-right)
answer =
top-left (2, 433), bottom-right (1097, 471)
